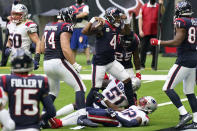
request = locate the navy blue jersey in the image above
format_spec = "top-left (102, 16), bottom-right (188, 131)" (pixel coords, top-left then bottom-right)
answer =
top-left (44, 22), bottom-right (73, 60)
top-left (115, 32), bottom-right (139, 69)
top-left (175, 17), bottom-right (197, 68)
top-left (92, 21), bottom-right (122, 65)
top-left (0, 74), bottom-right (49, 130)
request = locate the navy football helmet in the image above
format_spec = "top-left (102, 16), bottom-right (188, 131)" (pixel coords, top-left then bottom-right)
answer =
top-left (175, 0), bottom-right (193, 18)
top-left (120, 32), bottom-right (135, 49)
top-left (57, 7), bottom-right (76, 23)
top-left (11, 49), bottom-right (33, 73)
top-left (104, 7), bottom-right (123, 27)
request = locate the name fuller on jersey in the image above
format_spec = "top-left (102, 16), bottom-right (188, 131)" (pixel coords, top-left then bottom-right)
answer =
top-left (11, 79), bottom-right (43, 88)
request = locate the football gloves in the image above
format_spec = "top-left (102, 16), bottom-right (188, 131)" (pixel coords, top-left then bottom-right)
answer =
top-left (73, 62), bottom-right (82, 73)
top-left (150, 38), bottom-right (161, 46)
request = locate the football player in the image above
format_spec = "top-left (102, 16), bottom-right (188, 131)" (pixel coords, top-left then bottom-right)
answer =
top-left (48, 96), bottom-right (157, 128)
top-left (82, 6), bottom-right (135, 107)
top-left (6, 4), bottom-right (41, 70)
top-left (150, 0), bottom-right (197, 129)
top-left (0, 48), bottom-right (56, 130)
top-left (0, 87), bottom-right (15, 131)
top-left (41, 8), bottom-right (86, 111)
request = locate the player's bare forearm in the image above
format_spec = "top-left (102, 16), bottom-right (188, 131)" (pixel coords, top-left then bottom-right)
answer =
top-left (82, 22), bottom-right (93, 35)
top-left (29, 33), bottom-right (41, 54)
top-left (40, 35), bottom-right (45, 54)
top-left (104, 100), bottom-right (124, 111)
top-left (161, 28), bottom-right (186, 47)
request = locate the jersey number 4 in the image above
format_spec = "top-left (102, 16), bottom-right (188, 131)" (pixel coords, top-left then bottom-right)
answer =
top-left (44, 31), bottom-right (56, 49)
top-left (14, 89), bottom-right (38, 116)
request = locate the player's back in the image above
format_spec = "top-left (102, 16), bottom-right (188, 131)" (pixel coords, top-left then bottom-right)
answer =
top-left (117, 105), bottom-right (149, 126)
top-left (102, 79), bottom-right (128, 107)
top-left (44, 22), bottom-right (73, 60)
top-left (1, 74), bottom-right (49, 130)
top-left (175, 17), bottom-right (197, 68)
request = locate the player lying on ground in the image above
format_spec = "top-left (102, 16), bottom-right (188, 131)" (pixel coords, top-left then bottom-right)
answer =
top-left (49, 96), bottom-right (157, 128)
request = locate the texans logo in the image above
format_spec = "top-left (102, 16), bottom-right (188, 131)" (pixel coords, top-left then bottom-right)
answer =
top-left (95, 0), bottom-right (147, 17)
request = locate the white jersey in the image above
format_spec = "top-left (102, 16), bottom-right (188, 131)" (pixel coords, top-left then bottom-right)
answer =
top-left (116, 105), bottom-right (149, 126)
top-left (102, 79), bottom-right (129, 107)
top-left (7, 20), bottom-right (37, 53)
top-left (0, 87), bottom-right (7, 107)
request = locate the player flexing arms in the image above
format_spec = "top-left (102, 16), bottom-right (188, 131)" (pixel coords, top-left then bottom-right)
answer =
top-left (0, 49), bottom-right (56, 130)
top-left (150, 1), bottom-right (197, 129)
top-left (82, 6), bottom-right (135, 107)
top-left (41, 8), bottom-right (86, 111)
top-left (6, 4), bottom-right (41, 70)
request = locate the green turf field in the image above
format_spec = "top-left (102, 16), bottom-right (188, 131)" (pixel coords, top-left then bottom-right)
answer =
top-left (0, 53), bottom-right (195, 131)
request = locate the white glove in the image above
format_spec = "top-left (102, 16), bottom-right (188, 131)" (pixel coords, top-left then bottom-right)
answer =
top-left (73, 62), bottom-right (82, 73)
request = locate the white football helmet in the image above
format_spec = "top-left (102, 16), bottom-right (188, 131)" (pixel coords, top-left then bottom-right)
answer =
top-left (132, 77), bottom-right (141, 91)
top-left (138, 96), bottom-right (157, 114)
top-left (11, 4), bottom-right (28, 23)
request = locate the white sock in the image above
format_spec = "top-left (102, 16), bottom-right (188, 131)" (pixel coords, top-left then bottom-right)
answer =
top-left (61, 108), bottom-right (86, 126)
top-left (0, 109), bottom-right (15, 131)
top-left (56, 104), bottom-right (74, 117)
top-left (178, 106), bottom-right (188, 115)
top-left (193, 112), bottom-right (197, 123)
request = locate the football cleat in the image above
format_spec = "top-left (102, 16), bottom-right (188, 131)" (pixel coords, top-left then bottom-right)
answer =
top-left (175, 113), bottom-right (192, 129)
top-left (77, 115), bottom-right (98, 127)
top-left (49, 118), bottom-right (63, 129)
top-left (183, 121), bottom-right (197, 129)
top-left (39, 120), bottom-right (51, 129)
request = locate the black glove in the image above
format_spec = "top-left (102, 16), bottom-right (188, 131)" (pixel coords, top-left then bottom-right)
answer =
top-left (34, 53), bottom-right (40, 70)
top-left (107, 108), bottom-right (117, 118)
top-left (5, 47), bottom-right (11, 57)
top-left (93, 91), bottom-right (105, 101)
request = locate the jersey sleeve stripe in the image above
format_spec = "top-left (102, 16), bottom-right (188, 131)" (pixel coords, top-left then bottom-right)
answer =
top-left (0, 88), bottom-right (3, 98)
top-left (44, 77), bottom-right (48, 88)
top-left (61, 23), bottom-right (69, 30)
top-left (176, 18), bottom-right (186, 26)
top-left (25, 22), bottom-right (35, 27)
top-left (1, 76), bottom-right (6, 89)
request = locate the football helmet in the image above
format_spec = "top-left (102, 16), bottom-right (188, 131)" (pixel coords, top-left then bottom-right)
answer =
top-left (11, 4), bottom-right (28, 23)
top-left (132, 77), bottom-right (141, 91)
top-left (120, 32), bottom-right (135, 49)
top-left (104, 7), bottom-right (123, 27)
top-left (57, 7), bottom-right (76, 23)
top-left (11, 49), bottom-right (33, 73)
top-left (175, 0), bottom-right (193, 18)
top-left (138, 96), bottom-right (157, 114)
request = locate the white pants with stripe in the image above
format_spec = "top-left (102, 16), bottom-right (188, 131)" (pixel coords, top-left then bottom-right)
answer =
top-left (92, 60), bottom-right (130, 88)
top-left (162, 64), bottom-right (196, 94)
top-left (44, 59), bottom-right (86, 97)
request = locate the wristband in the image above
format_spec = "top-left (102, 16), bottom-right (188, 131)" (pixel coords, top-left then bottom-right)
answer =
top-left (90, 17), bottom-right (96, 23)
top-left (158, 40), bottom-right (161, 46)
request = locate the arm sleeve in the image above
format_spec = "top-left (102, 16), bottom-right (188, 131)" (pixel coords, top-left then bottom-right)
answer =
top-left (41, 95), bottom-right (56, 121)
top-left (115, 115), bottom-right (139, 127)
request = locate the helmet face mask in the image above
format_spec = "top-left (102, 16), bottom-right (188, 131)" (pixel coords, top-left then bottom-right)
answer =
top-left (104, 7), bottom-right (123, 28)
top-left (57, 8), bottom-right (76, 23)
top-left (138, 96), bottom-right (157, 114)
top-left (11, 49), bottom-right (33, 73)
top-left (175, 0), bottom-right (193, 19)
top-left (11, 4), bottom-right (28, 24)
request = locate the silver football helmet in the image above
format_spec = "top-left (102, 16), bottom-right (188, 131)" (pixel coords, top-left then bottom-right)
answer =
top-left (138, 96), bottom-right (157, 114)
top-left (11, 4), bottom-right (28, 23)
top-left (132, 77), bottom-right (141, 91)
